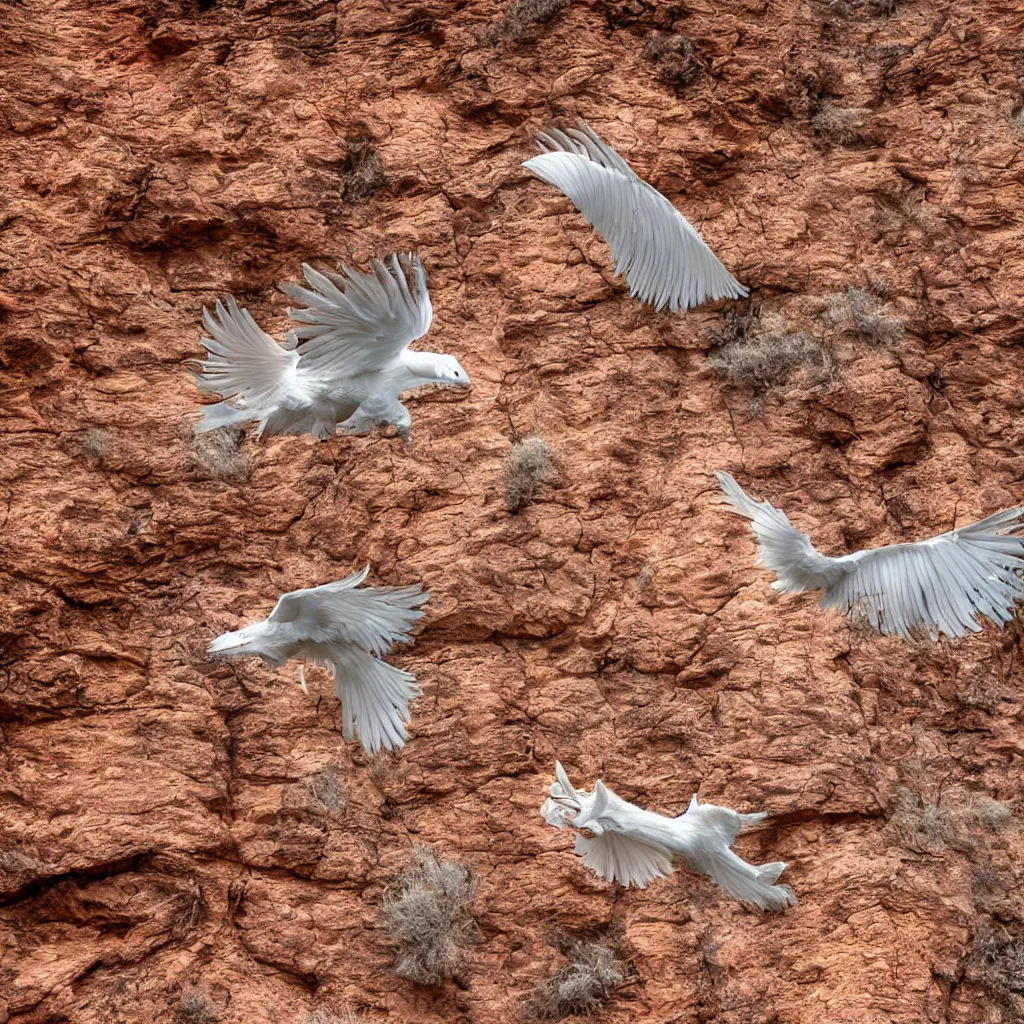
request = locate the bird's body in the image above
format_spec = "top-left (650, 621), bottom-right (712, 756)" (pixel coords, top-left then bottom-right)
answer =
top-left (193, 254), bottom-right (470, 442)
top-left (541, 762), bottom-right (795, 912)
top-left (207, 567), bottom-right (429, 753)
top-left (717, 471), bottom-right (1024, 639)
top-left (523, 119), bottom-right (749, 313)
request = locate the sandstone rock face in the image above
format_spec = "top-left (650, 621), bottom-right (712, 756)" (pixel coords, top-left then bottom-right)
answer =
top-left (2, 0), bottom-right (1024, 1021)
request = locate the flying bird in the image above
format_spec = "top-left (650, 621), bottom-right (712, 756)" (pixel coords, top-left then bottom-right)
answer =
top-left (523, 119), bottom-right (749, 313)
top-left (192, 254), bottom-right (470, 442)
top-left (541, 762), bottom-right (795, 912)
top-left (717, 471), bottom-right (1024, 640)
top-left (207, 567), bottom-right (429, 753)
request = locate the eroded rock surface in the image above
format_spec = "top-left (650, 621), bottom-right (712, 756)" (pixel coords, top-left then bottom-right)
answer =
top-left (2, 0), bottom-right (1024, 1021)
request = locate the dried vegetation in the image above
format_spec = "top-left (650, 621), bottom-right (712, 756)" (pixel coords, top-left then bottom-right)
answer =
top-left (189, 425), bottom-right (249, 481)
top-left (485, 0), bottom-right (570, 45)
top-left (522, 938), bottom-right (626, 1020)
top-left (382, 846), bottom-right (478, 985)
top-left (642, 32), bottom-right (702, 89)
top-left (505, 436), bottom-right (556, 511)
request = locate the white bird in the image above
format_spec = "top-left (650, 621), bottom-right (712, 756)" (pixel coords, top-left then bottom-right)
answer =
top-left (717, 471), bottom-right (1024, 640)
top-left (523, 119), bottom-right (749, 313)
top-left (192, 253), bottom-right (471, 441)
top-left (207, 567), bottom-right (429, 753)
top-left (541, 762), bottom-right (795, 912)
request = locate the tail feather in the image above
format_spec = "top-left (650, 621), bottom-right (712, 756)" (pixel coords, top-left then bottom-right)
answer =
top-left (698, 846), bottom-right (796, 913)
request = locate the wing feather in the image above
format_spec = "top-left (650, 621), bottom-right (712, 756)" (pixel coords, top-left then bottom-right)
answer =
top-left (524, 119), bottom-right (748, 313)
top-left (279, 253), bottom-right (433, 378)
top-left (269, 567), bottom-right (429, 654)
top-left (722, 471), bottom-right (1024, 638)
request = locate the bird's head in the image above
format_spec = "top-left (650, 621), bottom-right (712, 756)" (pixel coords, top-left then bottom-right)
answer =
top-left (207, 621), bottom-right (271, 658)
top-left (433, 354), bottom-right (471, 387)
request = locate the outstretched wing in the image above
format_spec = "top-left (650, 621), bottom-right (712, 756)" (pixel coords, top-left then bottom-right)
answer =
top-left (717, 471), bottom-right (850, 593)
top-left (541, 768), bottom-right (673, 889)
top-left (279, 253), bottom-right (433, 378)
top-left (822, 507), bottom-right (1024, 639)
top-left (269, 566), bottom-right (429, 655)
top-left (321, 644), bottom-right (420, 753)
top-left (719, 471), bottom-right (1024, 639)
top-left (523, 120), bottom-right (748, 313)
top-left (194, 297), bottom-right (299, 402)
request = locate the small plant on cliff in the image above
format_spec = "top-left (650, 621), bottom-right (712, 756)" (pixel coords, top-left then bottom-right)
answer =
top-left (966, 920), bottom-right (1024, 1014)
top-left (343, 137), bottom-right (387, 203)
top-left (824, 286), bottom-right (904, 347)
top-left (889, 788), bottom-right (1012, 854)
top-left (382, 846), bottom-right (478, 985)
top-left (175, 985), bottom-right (221, 1024)
top-left (189, 425), bottom-right (248, 481)
top-left (486, 0), bottom-right (570, 45)
top-left (708, 310), bottom-right (838, 410)
top-left (522, 938), bottom-right (626, 1020)
top-left (812, 101), bottom-right (871, 146)
top-left (81, 428), bottom-right (108, 464)
top-left (306, 1009), bottom-right (364, 1024)
top-left (643, 32), bottom-right (702, 89)
top-left (305, 765), bottom-right (347, 817)
top-left (505, 436), bottom-right (556, 512)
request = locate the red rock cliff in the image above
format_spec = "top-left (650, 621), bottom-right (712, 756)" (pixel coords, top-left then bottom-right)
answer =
top-left (2, 0), bottom-right (1024, 1021)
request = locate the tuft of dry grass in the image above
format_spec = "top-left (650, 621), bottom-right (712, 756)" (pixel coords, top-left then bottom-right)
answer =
top-left (642, 32), bottom-right (702, 89)
top-left (486, 0), bottom-right (570, 45)
top-left (889, 789), bottom-right (1012, 854)
top-left (505, 437), bottom-right (556, 512)
top-left (306, 766), bottom-right (347, 817)
top-left (190, 425), bottom-right (248, 481)
top-left (522, 939), bottom-right (625, 1020)
top-left (812, 101), bottom-right (871, 146)
top-left (343, 137), bottom-right (387, 203)
top-left (306, 1009), bottom-right (364, 1024)
top-left (175, 985), bottom-right (221, 1024)
top-left (382, 846), bottom-right (478, 986)
top-left (825, 286), bottom-right (904, 347)
top-left (966, 920), bottom-right (1024, 1011)
top-left (81, 428), bottom-right (109, 463)
top-left (708, 311), bottom-right (838, 409)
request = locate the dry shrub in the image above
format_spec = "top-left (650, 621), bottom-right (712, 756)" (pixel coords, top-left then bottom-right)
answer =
top-left (966, 920), bottom-right (1024, 1014)
top-left (190, 425), bottom-right (248, 481)
top-left (343, 137), bottom-right (387, 203)
top-left (175, 986), bottom-right (220, 1024)
top-left (889, 789), bottom-right (1012, 854)
top-left (306, 766), bottom-right (347, 817)
top-left (825, 286), bottom-right (904, 347)
top-left (872, 191), bottom-right (945, 243)
top-left (505, 437), bottom-right (556, 512)
top-left (708, 311), bottom-right (838, 408)
top-left (643, 32), bottom-right (702, 89)
top-left (0, 849), bottom-right (49, 875)
top-left (306, 1010), bottom-right (364, 1024)
top-left (486, 0), bottom-right (570, 44)
top-left (523, 939), bottom-right (625, 1020)
top-left (812, 101), bottom-right (871, 146)
top-left (81, 428), bottom-right (108, 463)
top-left (382, 846), bottom-right (478, 985)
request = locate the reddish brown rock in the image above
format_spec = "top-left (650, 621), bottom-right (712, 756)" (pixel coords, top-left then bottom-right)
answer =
top-left (2, 0), bottom-right (1024, 1021)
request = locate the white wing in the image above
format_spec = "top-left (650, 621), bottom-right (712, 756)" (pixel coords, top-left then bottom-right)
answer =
top-left (717, 471), bottom-right (850, 593)
top-left (309, 643), bottom-right (420, 753)
top-left (719, 471), bottom-right (1024, 639)
top-left (825, 508), bottom-right (1024, 639)
top-left (192, 297), bottom-right (303, 432)
top-left (523, 120), bottom-right (748, 313)
top-left (279, 253), bottom-right (433, 378)
top-left (541, 767), bottom-right (673, 889)
top-left (268, 566), bottom-right (429, 655)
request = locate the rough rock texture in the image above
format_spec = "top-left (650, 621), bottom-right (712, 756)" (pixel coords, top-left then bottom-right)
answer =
top-left (3, 0), bottom-right (1024, 1022)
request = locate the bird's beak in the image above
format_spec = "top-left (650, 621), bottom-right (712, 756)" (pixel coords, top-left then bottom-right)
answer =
top-left (207, 633), bottom-right (251, 656)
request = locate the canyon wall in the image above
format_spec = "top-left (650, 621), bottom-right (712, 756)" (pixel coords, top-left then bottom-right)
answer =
top-left (2, 0), bottom-right (1024, 1021)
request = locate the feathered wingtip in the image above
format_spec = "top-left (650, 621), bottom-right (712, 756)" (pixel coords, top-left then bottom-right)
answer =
top-left (715, 470), bottom-right (761, 520)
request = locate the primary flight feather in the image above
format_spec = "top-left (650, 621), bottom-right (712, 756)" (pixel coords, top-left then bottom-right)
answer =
top-left (717, 471), bottom-right (1024, 640)
top-left (207, 567), bottom-right (429, 753)
top-left (541, 762), bottom-right (795, 912)
top-left (523, 119), bottom-right (749, 313)
top-left (192, 253), bottom-right (470, 442)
